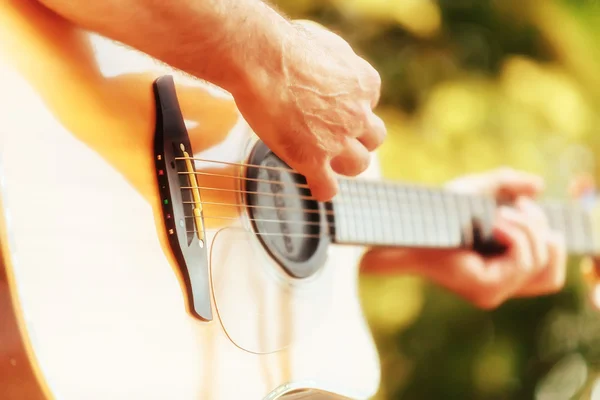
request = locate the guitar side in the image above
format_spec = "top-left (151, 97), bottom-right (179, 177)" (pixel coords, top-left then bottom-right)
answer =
top-left (0, 1), bottom-right (380, 399)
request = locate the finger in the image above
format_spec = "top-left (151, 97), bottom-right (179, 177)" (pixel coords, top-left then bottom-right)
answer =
top-left (590, 285), bottom-right (600, 311)
top-left (568, 174), bottom-right (595, 198)
top-left (358, 112), bottom-right (386, 151)
top-left (515, 231), bottom-right (567, 297)
top-left (305, 161), bottom-right (339, 202)
top-left (448, 168), bottom-right (545, 197)
top-left (490, 167), bottom-right (545, 198)
top-left (512, 197), bottom-right (550, 269)
top-left (330, 138), bottom-right (371, 177)
top-left (277, 138), bottom-right (340, 202)
top-left (495, 205), bottom-right (545, 271)
top-left (361, 247), bottom-right (512, 309)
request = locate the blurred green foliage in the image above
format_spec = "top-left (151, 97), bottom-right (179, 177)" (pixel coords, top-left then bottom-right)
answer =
top-left (273, 0), bottom-right (600, 399)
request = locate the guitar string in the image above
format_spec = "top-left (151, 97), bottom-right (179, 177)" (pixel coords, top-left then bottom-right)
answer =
top-left (178, 185), bottom-right (488, 210)
top-left (176, 156), bottom-right (590, 207)
top-left (175, 157), bottom-right (592, 210)
top-left (187, 226), bottom-right (465, 242)
top-left (183, 181), bottom-right (488, 243)
top-left (191, 200), bottom-right (588, 248)
top-left (176, 184), bottom-right (584, 241)
top-left (187, 230), bottom-right (330, 240)
top-left (176, 171), bottom-right (498, 210)
top-left (191, 202), bottom-right (589, 249)
top-left (175, 167), bottom-right (499, 227)
top-left (179, 204), bottom-right (590, 249)
top-left (175, 157), bottom-right (465, 196)
top-left (174, 156), bottom-right (301, 176)
top-left (168, 159), bottom-right (590, 248)
top-left (175, 157), bottom-right (582, 212)
top-left (176, 176), bottom-right (585, 223)
top-left (183, 183), bottom-right (500, 224)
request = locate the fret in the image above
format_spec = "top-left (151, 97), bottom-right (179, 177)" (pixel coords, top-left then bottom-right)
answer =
top-left (432, 189), bottom-right (450, 246)
top-left (591, 205), bottom-right (600, 255)
top-left (578, 207), bottom-right (594, 254)
top-left (571, 207), bottom-right (584, 253)
top-left (396, 185), bottom-right (412, 245)
top-left (409, 188), bottom-right (425, 245)
top-left (413, 188), bottom-right (426, 246)
top-left (335, 180), bottom-right (353, 244)
top-left (390, 184), bottom-right (401, 245)
top-left (453, 193), bottom-right (471, 246)
top-left (543, 204), bottom-right (563, 236)
top-left (383, 182), bottom-right (396, 244)
top-left (369, 182), bottom-right (382, 245)
top-left (362, 181), bottom-right (375, 245)
top-left (360, 180), bottom-right (377, 245)
top-left (332, 178), bottom-right (598, 256)
top-left (422, 188), bottom-right (436, 246)
top-left (441, 192), bottom-right (461, 247)
top-left (351, 180), bottom-right (367, 244)
top-left (378, 182), bottom-right (393, 245)
top-left (561, 203), bottom-right (577, 253)
top-left (428, 189), bottom-right (444, 246)
top-left (350, 180), bottom-right (364, 243)
top-left (582, 208), bottom-right (594, 254)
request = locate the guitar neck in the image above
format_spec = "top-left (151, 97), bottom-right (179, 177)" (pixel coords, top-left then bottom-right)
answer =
top-left (331, 178), bottom-right (599, 256)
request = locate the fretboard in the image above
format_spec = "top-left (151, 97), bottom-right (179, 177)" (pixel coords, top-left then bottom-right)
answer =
top-left (331, 179), bottom-right (599, 256)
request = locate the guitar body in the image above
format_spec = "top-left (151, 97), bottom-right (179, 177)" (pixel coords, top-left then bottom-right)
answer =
top-left (0, 1), bottom-right (380, 399)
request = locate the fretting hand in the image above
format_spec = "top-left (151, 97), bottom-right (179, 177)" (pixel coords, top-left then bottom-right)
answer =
top-left (361, 168), bottom-right (568, 309)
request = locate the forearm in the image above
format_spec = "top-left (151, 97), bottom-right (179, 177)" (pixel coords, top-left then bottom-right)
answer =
top-left (37, 0), bottom-right (292, 96)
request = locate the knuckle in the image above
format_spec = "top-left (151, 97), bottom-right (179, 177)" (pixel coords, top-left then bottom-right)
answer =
top-left (281, 139), bottom-right (326, 167)
top-left (370, 68), bottom-right (382, 87)
top-left (538, 251), bottom-right (550, 271)
top-left (331, 151), bottom-right (370, 177)
top-left (466, 281), bottom-right (506, 310)
top-left (550, 272), bottom-right (566, 291)
top-left (472, 293), bottom-right (505, 310)
top-left (358, 61), bottom-right (382, 89)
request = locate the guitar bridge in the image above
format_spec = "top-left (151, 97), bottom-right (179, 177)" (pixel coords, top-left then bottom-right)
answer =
top-left (153, 75), bottom-right (212, 322)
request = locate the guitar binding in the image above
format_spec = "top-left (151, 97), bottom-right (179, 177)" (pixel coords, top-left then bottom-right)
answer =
top-left (152, 75), bottom-right (212, 322)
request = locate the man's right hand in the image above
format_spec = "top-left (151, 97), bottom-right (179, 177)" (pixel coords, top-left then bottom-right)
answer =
top-left (232, 20), bottom-right (386, 201)
top-left (36, 1), bottom-right (385, 201)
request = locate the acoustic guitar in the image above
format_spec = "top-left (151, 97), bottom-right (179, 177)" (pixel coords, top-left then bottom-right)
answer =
top-left (1, 1), bottom-right (599, 399)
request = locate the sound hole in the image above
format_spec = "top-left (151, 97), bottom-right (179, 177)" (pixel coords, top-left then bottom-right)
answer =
top-left (245, 143), bottom-right (330, 279)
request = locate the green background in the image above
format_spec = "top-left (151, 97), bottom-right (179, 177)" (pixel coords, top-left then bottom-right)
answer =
top-left (273, 0), bottom-right (600, 399)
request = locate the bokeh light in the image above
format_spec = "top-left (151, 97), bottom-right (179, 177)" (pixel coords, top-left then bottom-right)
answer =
top-left (273, 0), bottom-right (600, 398)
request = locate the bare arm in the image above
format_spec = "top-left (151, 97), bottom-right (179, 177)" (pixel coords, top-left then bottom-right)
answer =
top-left (37, 0), bottom-right (289, 98)
top-left (37, 0), bottom-right (386, 201)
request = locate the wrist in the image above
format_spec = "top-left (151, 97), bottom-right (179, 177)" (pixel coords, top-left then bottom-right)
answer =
top-left (215, 6), bottom-right (294, 101)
